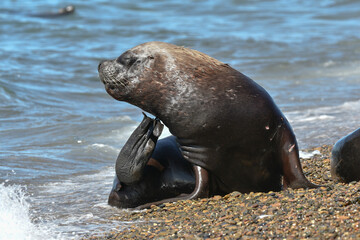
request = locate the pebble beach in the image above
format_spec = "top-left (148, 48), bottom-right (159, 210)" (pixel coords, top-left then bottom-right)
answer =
top-left (84, 145), bottom-right (360, 239)
top-left (2, 1), bottom-right (360, 238)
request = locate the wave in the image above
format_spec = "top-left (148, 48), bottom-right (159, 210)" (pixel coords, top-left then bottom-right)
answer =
top-left (0, 167), bottom-right (124, 240)
top-left (31, 167), bottom-right (126, 238)
top-left (287, 99), bottom-right (360, 148)
top-left (0, 183), bottom-right (61, 240)
top-left (288, 99), bottom-right (360, 122)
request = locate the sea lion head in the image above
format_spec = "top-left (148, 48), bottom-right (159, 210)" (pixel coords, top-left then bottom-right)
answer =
top-left (98, 42), bottom-right (158, 103)
top-left (98, 41), bottom-right (234, 134)
top-left (58, 5), bottom-right (75, 15)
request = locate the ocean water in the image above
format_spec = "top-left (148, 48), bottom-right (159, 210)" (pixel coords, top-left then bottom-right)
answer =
top-left (0, 0), bottom-right (359, 239)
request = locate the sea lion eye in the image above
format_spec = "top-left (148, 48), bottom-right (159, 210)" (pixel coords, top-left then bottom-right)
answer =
top-left (116, 53), bottom-right (137, 67)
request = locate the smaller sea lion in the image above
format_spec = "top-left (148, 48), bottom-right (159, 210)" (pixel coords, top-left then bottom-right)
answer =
top-left (331, 128), bottom-right (360, 183)
top-left (115, 113), bottom-right (163, 184)
top-left (108, 114), bottom-right (195, 208)
top-left (30, 5), bottom-right (75, 18)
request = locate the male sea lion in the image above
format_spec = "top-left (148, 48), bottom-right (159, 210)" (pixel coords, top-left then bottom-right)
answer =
top-left (331, 128), bottom-right (360, 183)
top-left (99, 41), bottom-right (317, 209)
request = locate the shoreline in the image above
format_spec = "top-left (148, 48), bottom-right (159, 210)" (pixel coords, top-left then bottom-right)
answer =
top-left (84, 145), bottom-right (360, 239)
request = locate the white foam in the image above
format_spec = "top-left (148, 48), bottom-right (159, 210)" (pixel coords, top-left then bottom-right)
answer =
top-left (286, 99), bottom-right (360, 147)
top-left (90, 143), bottom-right (119, 152)
top-left (323, 60), bottom-right (335, 67)
top-left (0, 183), bottom-right (60, 240)
top-left (31, 167), bottom-right (126, 238)
top-left (296, 114), bottom-right (335, 122)
top-left (97, 115), bottom-right (133, 124)
top-left (316, 60), bottom-right (360, 80)
top-left (288, 99), bottom-right (360, 123)
top-left (299, 150), bottom-right (321, 159)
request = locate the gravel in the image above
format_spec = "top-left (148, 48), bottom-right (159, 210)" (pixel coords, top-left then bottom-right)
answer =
top-left (84, 145), bottom-right (360, 239)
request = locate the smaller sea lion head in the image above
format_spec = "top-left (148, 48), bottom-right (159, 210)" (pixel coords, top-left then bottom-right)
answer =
top-left (58, 5), bottom-right (75, 14)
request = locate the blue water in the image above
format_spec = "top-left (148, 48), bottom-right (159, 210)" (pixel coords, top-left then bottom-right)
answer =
top-left (1, 0), bottom-right (360, 239)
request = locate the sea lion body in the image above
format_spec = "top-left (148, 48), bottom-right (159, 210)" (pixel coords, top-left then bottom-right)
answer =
top-left (108, 115), bottom-right (195, 208)
top-left (331, 128), bottom-right (360, 183)
top-left (29, 5), bottom-right (75, 18)
top-left (99, 41), bottom-right (316, 208)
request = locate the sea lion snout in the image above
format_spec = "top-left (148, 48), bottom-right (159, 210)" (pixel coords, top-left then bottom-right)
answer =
top-left (97, 60), bottom-right (108, 85)
top-left (98, 60), bottom-right (118, 85)
top-left (98, 60), bottom-right (122, 97)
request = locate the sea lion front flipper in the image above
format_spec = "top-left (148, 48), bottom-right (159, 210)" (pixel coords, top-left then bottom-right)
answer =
top-left (115, 113), bottom-right (163, 184)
